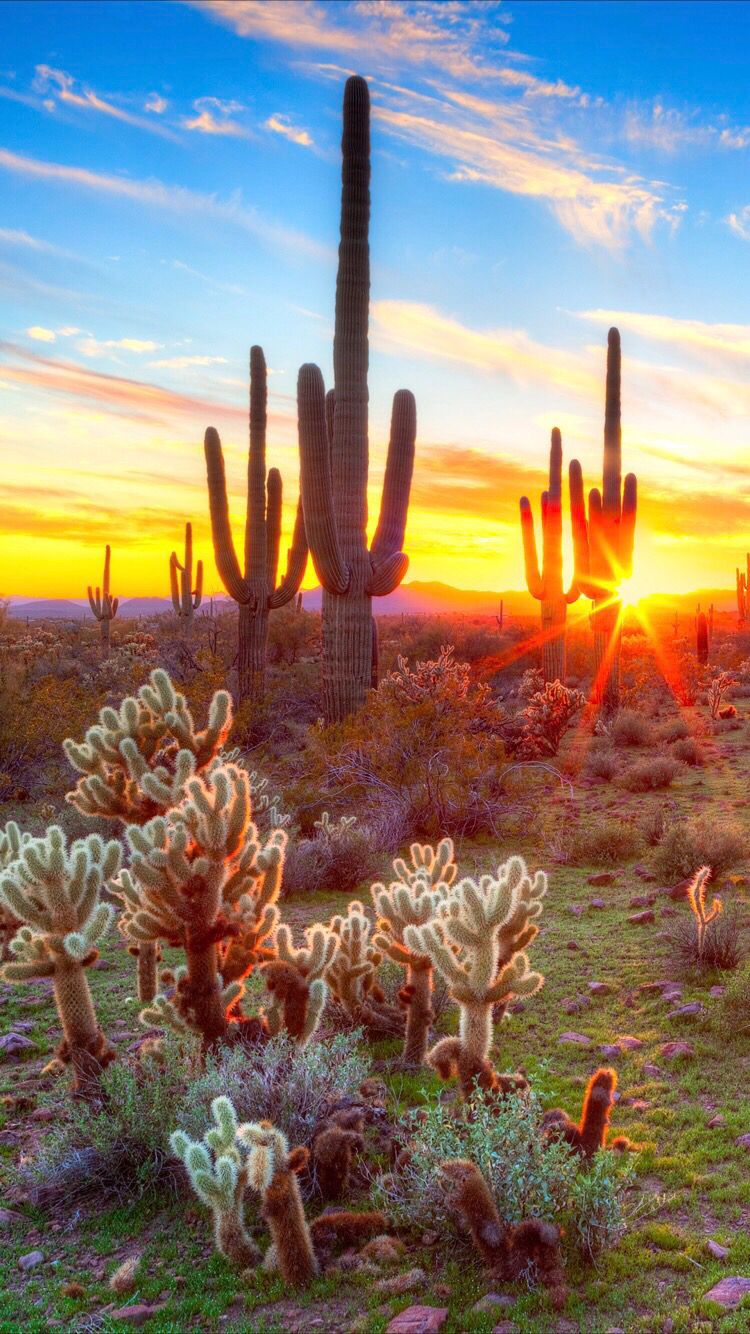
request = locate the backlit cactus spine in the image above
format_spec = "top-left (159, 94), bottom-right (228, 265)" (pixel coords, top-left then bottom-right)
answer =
top-left (298, 76), bottom-right (416, 722)
top-left (170, 522), bottom-right (203, 627)
top-left (573, 328), bottom-right (637, 715)
top-left (519, 428), bottom-right (587, 684)
top-left (87, 544), bottom-right (118, 654)
top-left (205, 346), bottom-right (308, 700)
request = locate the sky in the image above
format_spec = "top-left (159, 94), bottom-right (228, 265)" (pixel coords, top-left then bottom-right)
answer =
top-left (0, 0), bottom-right (749, 600)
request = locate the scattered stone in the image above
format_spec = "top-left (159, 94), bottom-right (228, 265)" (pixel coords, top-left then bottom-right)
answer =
top-left (0, 1033), bottom-right (37, 1058)
top-left (660, 906), bottom-right (677, 918)
top-left (616, 1035), bottom-right (644, 1051)
top-left (561, 999), bottom-right (582, 1015)
top-left (668, 1002), bottom-right (703, 1020)
top-left (110, 1303), bottom-right (166, 1326)
top-left (31, 1107), bottom-right (55, 1122)
top-left (566, 941), bottom-right (580, 951)
top-left (588, 898), bottom-right (606, 911)
top-left (630, 894), bottom-right (655, 908)
top-left (18, 1250), bottom-right (44, 1272)
top-left (703, 1277), bottom-right (750, 1310)
top-left (639, 981), bottom-right (664, 994)
top-left (665, 878), bottom-right (691, 901)
top-left (491, 1323), bottom-right (519, 1334)
top-left (735, 1134), bottom-right (750, 1150)
top-left (628, 910), bottom-right (655, 925)
top-left (376, 1267), bottom-right (427, 1296)
top-left (588, 980), bottom-right (614, 996)
top-left (588, 872), bottom-right (616, 886)
top-left (643, 1062), bottom-right (662, 1077)
top-left (568, 905), bottom-right (584, 916)
top-left (710, 985), bottom-right (726, 998)
top-left (599, 1044), bottom-right (621, 1059)
top-left (707, 1114), bottom-right (725, 1128)
top-left (472, 1294), bottom-right (515, 1314)
top-left (0, 1208), bottom-right (23, 1227)
top-left (707, 1239), bottom-right (730, 1260)
top-left (558, 1032), bottom-right (591, 1046)
top-left (660, 1041), bottom-right (694, 1060)
top-left (385, 1305), bottom-right (448, 1333)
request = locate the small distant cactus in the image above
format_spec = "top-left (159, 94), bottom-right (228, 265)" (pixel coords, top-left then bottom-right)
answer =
top-left (696, 611), bottom-right (709, 666)
top-left (87, 544), bottom-right (118, 654)
top-left (737, 562), bottom-right (747, 623)
top-left (205, 345), bottom-right (308, 700)
top-left (170, 1096), bottom-right (261, 1269)
top-left (170, 521), bottom-right (203, 627)
top-left (686, 865), bottom-right (722, 961)
top-left (0, 827), bottom-right (119, 1097)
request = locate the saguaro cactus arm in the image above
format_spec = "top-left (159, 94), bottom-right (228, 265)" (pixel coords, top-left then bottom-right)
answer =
top-left (298, 364), bottom-right (350, 595)
top-left (170, 522), bottom-right (203, 616)
top-left (520, 429), bottom-right (585, 605)
top-left (204, 427), bottom-right (253, 605)
top-left (368, 388), bottom-right (416, 594)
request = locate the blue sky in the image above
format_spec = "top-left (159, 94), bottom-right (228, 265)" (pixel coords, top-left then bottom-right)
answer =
top-left (1, 0), bottom-right (749, 597)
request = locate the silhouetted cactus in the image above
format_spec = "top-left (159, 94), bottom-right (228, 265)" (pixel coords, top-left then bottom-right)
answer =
top-left (573, 329), bottom-right (637, 715)
top-left (87, 544), bottom-right (118, 654)
top-left (170, 521), bottom-right (203, 627)
top-left (696, 611), bottom-right (709, 666)
top-left (737, 564), bottom-right (747, 623)
top-left (205, 346), bottom-right (308, 699)
top-left (297, 76), bottom-right (416, 721)
top-left (520, 428), bottom-right (587, 683)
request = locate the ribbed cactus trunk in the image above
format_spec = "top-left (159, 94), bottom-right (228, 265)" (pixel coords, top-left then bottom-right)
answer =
top-left (170, 522), bottom-right (203, 636)
top-left (541, 600), bottom-right (567, 684)
top-left (592, 607), bottom-right (621, 714)
top-left (298, 77), bottom-right (416, 724)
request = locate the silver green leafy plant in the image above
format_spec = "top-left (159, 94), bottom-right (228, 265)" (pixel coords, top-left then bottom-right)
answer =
top-left (0, 827), bottom-right (120, 1098)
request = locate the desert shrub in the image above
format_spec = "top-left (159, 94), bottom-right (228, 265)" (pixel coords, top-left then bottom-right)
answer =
top-left (653, 816), bottom-right (744, 883)
top-left (664, 908), bottom-right (745, 973)
top-left (566, 817), bottom-right (643, 866)
top-left (619, 756), bottom-right (678, 792)
top-left (23, 1031), bottom-right (368, 1206)
top-left (584, 747), bottom-right (618, 782)
top-left (707, 670), bottom-right (737, 720)
top-left (372, 1085), bottom-right (631, 1259)
top-left (716, 963), bottom-right (750, 1035)
top-left (670, 736), bottom-right (704, 766)
top-left (611, 709), bottom-right (652, 748)
top-left (657, 717), bottom-right (690, 743)
top-left (508, 681), bottom-right (586, 760)
top-left (640, 802), bottom-right (677, 847)
top-left (282, 817), bottom-right (383, 896)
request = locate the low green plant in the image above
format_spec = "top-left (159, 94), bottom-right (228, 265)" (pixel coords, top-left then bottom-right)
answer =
top-left (619, 756), bottom-right (678, 792)
top-left (567, 817), bottom-right (643, 866)
top-left (653, 816), bottom-right (744, 882)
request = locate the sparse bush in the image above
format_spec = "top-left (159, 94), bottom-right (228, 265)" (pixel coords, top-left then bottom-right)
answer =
top-left (671, 736), bottom-right (704, 766)
top-left (716, 963), bottom-right (750, 1035)
top-left (22, 1031), bottom-right (369, 1206)
top-left (664, 908), bottom-right (744, 973)
top-left (566, 817), bottom-right (643, 867)
top-left (657, 717), bottom-right (690, 743)
top-left (619, 756), bottom-right (678, 792)
top-left (653, 817), bottom-right (744, 883)
top-left (372, 1085), bottom-right (631, 1259)
top-left (611, 709), bottom-right (652, 748)
top-left (640, 803), bottom-right (676, 847)
top-left (282, 819), bottom-right (383, 896)
top-left (584, 748), bottom-right (618, 782)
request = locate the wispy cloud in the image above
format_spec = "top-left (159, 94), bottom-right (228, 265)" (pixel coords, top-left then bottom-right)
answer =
top-left (150, 354), bottom-right (228, 369)
top-left (0, 227), bottom-right (71, 257)
top-left (183, 96), bottom-right (253, 138)
top-left (577, 309), bottom-right (750, 363)
top-left (622, 98), bottom-right (750, 153)
top-left (0, 147), bottom-right (329, 261)
top-left (76, 337), bottom-right (162, 358)
top-left (33, 64), bottom-right (180, 141)
top-left (265, 112), bottom-right (314, 147)
top-left (727, 206), bottom-right (750, 241)
top-left (26, 326), bottom-right (56, 343)
top-left (144, 92), bottom-right (168, 114)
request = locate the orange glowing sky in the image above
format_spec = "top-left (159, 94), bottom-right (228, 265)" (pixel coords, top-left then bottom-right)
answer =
top-left (1, 2), bottom-right (749, 601)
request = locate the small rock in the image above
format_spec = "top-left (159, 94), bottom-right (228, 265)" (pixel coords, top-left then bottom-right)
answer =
top-left (707, 1114), bottom-right (725, 1128)
top-left (668, 1002), bottom-right (703, 1020)
top-left (588, 981), bottom-right (614, 996)
top-left (0, 1208), bottom-right (23, 1227)
top-left (703, 1276), bottom-right (750, 1309)
top-left (639, 981), bottom-right (664, 993)
top-left (110, 1304), bottom-right (166, 1326)
top-left (735, 1133), bottom-right (750, 1149)
top-left (707, 1239), bottom-right (730, 1259)
top-left (558, 1032), bottom-right (591, 1046)
top-left (18, 1250), bottom-right (44, 1271)
top-left (660, 1041), bottom-right (694, 1060)
top-left (709, 985), bottom-right (725, 998)
top-left (643, 1062), bottom-right (662, 1077)
top-left (589, 898), bottom-right (606, 909)
top-left (472, 1294), bottom-right (515, 1314)
top-left (491, 1323), bottom-right (519, 1334)
top-left (665, 878), bottom-right (692, 901)
top-left (629, 910), bottom-right (655, 925)
top-left (660, 906), bottom-right (677, 918)
top-left (629, 894), bottom-right (655, 908)
top-left (31, 1107), bottom-right (55, 1122)
top-left (588, 872), bottom-right (616, 886)
top-left (599, 1044), bottom-right (621, 1059)
top-left (376, 1267), bottom-right (427, 1296)
top-left (0, 1033), bottom-right (37, 1058)
top-left (568, 904), bottom-right (584, 916)
top-left (566, 940), bottom-right (580, 951)
top-left (561, 999), bottom-right (581, 1015)
top-left (616, 1035), bottom-right (644, 1050)
top-left (385, 1305), bottom-right (448, 1334)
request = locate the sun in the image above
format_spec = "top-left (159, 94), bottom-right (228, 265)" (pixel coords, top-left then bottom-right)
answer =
top-left (619, 575), bottom-right (645, 608)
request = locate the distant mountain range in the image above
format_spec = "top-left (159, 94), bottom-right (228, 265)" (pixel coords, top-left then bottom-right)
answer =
top-left (5, 582), bottom-right (738, 621)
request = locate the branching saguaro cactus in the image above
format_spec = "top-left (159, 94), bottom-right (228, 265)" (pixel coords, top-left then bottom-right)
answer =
top-left (371, 839), bottom-right (457, 1067)
top-left (327, 900), bottom-right (403, 1037)
top-left (260, 923), bottom-right (338, 1048)
top-left (117, 762), bottom-right (285, 1052)
top-left (298, 76), bottom-right (416, 721)
top-left (171, 1096), bottom-right (261, 1269)
top-left (241, 1122), bottom-right (318, 1287)
top-left (405, 856), bottom-right (545, 1095)
top-left (573, 329), bottom-right (637, 715)
top-left (0, 828), bottom-right (119, 1097)
top-left (64, 669), bottom-right (233, 1003)
top-left (170, 522), bottom-right (203, 628)
top-left (205, 345), bottom-right (308, 700)
top-left (736, 562), bottom-right (747, 623)
top-left (520, 428), bottom-right (587, 684)
top-left (87, 544), bottom-right (118, 654)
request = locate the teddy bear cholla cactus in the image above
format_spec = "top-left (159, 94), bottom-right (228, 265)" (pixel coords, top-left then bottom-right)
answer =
top-left (261, 923), bottom-right (338, 1048)
top-left (116, 761), bottom-right (285, 1052)
top-left (241, 1121), bottom-right (319, 1285)
top-left (326, 901), bottom-right (403, 1037)
top-left (0, 827), bottom-right (119, 1097)
top-left (170, 1096), bottom-right (260, 1269)
top-left (404, 855), bottom-right (545, 1096)
top-left (64, 669), bottom-right (232, 1002)
top-left (0, 821), bottom-right (29, 959)
top-left (371, 838), bottom-right (457, 1067)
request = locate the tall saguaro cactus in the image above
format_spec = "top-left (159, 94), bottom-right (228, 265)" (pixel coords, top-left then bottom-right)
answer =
top-left (573, 329), bottom-right (638, 715)
top-left (298, 76), bottom-right (417, 722)
top-left (88, 544), bottom-right (118, 654)
top-left (519, 428), bottom-right (587, 684)
top-left (170, 522), bottom-right (203, 628)
top-left (205, 346), bottom-right (308, 700)
top-left (736, 562), bottom-right (747, 623)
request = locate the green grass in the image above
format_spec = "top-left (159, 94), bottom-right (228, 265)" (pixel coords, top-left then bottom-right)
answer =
top-left (1, 710), bottom-right (750, 1330)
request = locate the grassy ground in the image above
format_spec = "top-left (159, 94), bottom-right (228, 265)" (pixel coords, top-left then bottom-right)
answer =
top-left (1, 712), bottom-right (750, 1331)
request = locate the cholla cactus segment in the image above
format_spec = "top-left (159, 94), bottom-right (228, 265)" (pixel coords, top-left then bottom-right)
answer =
top-left (391, 837), bottom-right (457, 892)
top-left (314, 811), bottom-right (357, 838)
top-left (0, 827), bottom-right (119, 1096)
top-left (687, 865), bottom-right (722, 960)
top-left (405, 855), bottom-right (546, 1067)
top-left (263, 924), bottom-right (338, 1047)
top-left (274, 922), bottom-right (338, 981)
top-left (326, 901), bottom-right (381, 1014)
top-left (170, 1097), bottom-right (260, 1269)
top-left (238, 1121), bottom-right (290, 1192)
top-left (239, 1121), bottom-right (318, 1286)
